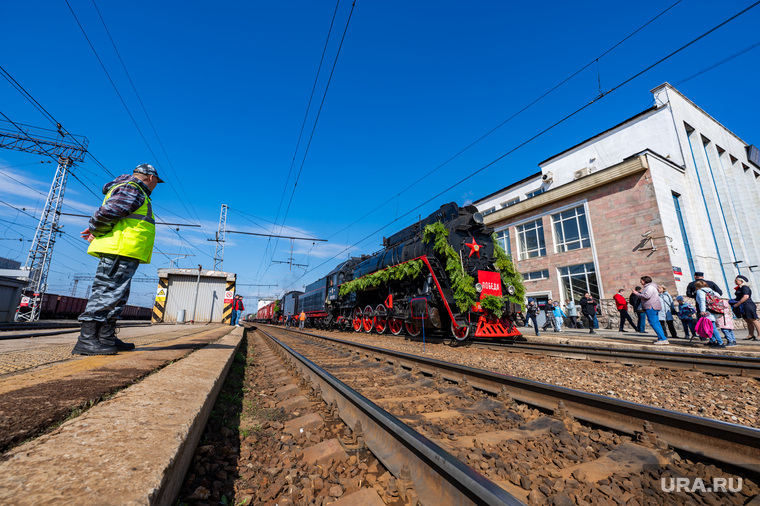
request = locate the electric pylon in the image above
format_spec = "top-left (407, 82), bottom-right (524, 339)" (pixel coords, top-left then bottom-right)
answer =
top-left (213, 204), bottom-right (227, 271)
top-left (0, 120), bottom-right (88, 321)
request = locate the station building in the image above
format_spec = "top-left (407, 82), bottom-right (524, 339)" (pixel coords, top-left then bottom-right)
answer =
top-left (474, 83), bottom-right (760, 321)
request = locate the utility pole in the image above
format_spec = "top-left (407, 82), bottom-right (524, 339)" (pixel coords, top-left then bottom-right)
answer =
top-left (0, 120), bottom-right (88, 321)
top-left (209, 204), bottom-right (227, 271)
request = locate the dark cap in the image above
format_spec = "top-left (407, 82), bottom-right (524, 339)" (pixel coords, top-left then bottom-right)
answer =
top-left (694, 271), bottom-right (704, 277)
top-left (676, 295), bottom-right (684, 301)
top-left (133, 163), bottom-right (164, 183)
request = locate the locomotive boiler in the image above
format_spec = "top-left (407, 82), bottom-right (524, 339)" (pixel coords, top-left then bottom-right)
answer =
top-left (297, 202), bottom-right (524, 341)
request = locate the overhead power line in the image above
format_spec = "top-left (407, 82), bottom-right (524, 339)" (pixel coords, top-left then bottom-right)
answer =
top-left (323, 0), bottom-right (686, 244)
top-left (258, 0), bottom-right (357, 280)
top-left (281, 0), bottom-right (760, 291)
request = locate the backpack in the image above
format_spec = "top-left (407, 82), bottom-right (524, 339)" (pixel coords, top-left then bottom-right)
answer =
top-left (704, 291), bottom-right (724, 314)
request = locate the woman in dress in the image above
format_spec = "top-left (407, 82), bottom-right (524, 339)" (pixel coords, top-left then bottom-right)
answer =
top-left (735, 275), bottom-right (760, 340)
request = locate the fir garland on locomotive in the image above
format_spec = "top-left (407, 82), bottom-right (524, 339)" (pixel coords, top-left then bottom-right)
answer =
top-left (287, 202), bottom-right (525, 341)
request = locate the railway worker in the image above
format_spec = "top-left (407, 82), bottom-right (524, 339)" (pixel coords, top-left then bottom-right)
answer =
top-left (638, 276), bottom-right (669, 345)
top-left (541, 299), bottom-right (558, 333)
top-left (675, 295), bottom-right (697, 340)
top-left (734, 275), bottom-right (760, 340)
top-left (686, 271), bottom-right (722, 313)
top-left (73, 163), bottom-right (163, 356)
top-left (231, 295), bottom-right (244, 327)
top-left (613, 288), bottom-right (636, 332)
top-left (693, 279), bottom-right (725, 348)
top-left (525, 299), bottom-right (539, 335)
top-left (299, 311), bottom-right (306, 330)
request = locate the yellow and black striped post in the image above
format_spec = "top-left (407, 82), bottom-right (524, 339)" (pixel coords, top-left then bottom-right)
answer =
top-left (151, 276), bottom-right (169, 323)
top-left (222, 279), bottom-right (235, 324)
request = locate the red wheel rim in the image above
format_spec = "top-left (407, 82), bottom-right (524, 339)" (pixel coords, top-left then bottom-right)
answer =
top-left (389, 317), bottom-right (403, 335)
top-left (363, 305), bottom-right (373, 333)
top-left (352, 307), bottom-right (363, 332)
top-left (405, 321), bottom-right (421, 337)
top-left (374, 304), bottom-right (387, 334)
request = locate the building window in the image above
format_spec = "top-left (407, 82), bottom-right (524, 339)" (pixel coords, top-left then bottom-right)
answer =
top-left (525, 188), bottom-right (545, 198)
top-left (516, 219), bottom-right (546, 259)
top-left (524, 269), bottom-right (549, 281)
top-left (500, 197), bottom-right (520, 208)
top-left (494, 229), bottom-right (511, 257)
top-left (558, 263), bottom-right (599, 304)
top-left (481, 206), bottom-right (496, 216)
top-left (672, 192), bottom-right (695, 278)
top-left (552, 206), bottom-right (591, 252)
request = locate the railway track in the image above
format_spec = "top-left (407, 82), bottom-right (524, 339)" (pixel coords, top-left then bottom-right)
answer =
top-left (470, 340), bottom-right (760, 378)
top-left (261, 325), bottom-right (760, 504)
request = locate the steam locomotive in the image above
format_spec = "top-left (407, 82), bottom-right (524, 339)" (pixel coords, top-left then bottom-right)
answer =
top-left (266, 202), bottom-right (523, 341)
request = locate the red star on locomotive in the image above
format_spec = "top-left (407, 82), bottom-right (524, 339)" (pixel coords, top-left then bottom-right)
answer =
top-left (464, 238), bottom-right (481, 258)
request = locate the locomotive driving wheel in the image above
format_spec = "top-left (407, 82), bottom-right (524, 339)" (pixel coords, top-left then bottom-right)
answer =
top-left (405, 321), bottom-right (421, 337)
top-left (363, 305), bottom-right (374, 333)
top-left (451, 322), bottom-right (470, 341)
top-left (388, 317), bottom-right (403, 335)
top-left (373, 304), bottom-right (387, 334)
top-left (352, 307), bottom-right (363, 332)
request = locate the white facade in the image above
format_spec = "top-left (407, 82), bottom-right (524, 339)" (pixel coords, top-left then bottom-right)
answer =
top-left (476, 83), bottom-right (760, 296)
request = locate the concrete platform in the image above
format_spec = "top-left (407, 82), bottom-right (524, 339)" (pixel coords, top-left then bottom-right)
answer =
top-left (0, 323), bottom-right (244, 505)
top-left (517, 325), bottom-right (760, 356)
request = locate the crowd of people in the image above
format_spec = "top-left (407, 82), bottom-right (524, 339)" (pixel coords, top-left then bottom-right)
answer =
top-left (524, 272), bottom-right (759, 348)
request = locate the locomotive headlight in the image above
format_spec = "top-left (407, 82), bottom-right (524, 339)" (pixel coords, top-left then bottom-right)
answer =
top-left (473, 212), bottom-right (484, 224)
top-left (507, 285), bottom-right (516, 295)
top-left (475, 283), bottom-right (483, 293)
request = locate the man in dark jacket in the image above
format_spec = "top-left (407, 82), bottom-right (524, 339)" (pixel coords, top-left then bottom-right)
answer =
top-left (686, 272), bottom-right (723, 313)
top-left (579, 293), bottom-right (597, 334)
top-left (630, 287), bottom-right (646, 332)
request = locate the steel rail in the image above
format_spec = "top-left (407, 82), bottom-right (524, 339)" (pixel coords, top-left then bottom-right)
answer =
top-left (474, 340), bottom-right (760, 378)
top-left (272, 326), bottom-right (760, 474)
top-left (259, 327), bottom-right (525, 506)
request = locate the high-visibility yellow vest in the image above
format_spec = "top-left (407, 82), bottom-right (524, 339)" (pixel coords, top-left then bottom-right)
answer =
top-left (88, 182), bottom-right (156, 264)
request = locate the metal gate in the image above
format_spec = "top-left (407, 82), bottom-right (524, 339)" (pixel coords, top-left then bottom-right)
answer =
top-left (165, 275), bottom-right (227, 323)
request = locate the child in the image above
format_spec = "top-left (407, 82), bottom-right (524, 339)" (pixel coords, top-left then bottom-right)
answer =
top-left (552, 302), bottom-right (568, 332)
top-left (717, 298), bottom-right (737, 347)
top-left (675, 295), bottom-right (697, 339)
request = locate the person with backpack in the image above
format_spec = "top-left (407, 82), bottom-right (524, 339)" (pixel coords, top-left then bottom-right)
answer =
top-left (675, 295), bottom-right (697, 339)
top-left (694, 280), bottom-right (725, 348)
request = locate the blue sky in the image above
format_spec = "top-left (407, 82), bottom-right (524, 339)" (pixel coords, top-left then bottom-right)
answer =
top-left (1, 0), bottom-right (759, 309)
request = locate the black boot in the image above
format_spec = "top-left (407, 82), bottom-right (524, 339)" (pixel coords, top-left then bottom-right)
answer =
top-left (72, 321), bottom-right (117, 355)
top-left (100, 320), bottom-right (135, 351)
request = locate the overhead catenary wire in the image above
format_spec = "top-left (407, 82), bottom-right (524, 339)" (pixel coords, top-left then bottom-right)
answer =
top-left (257, 0), bottom-right (357, 280)
top-left (63, 0), bottom-right (210, 238)
top-left (279, 0), bottom-right (760, 291)
top-left (89, 0), bottom-right (209, 234)
top-left (323, 0), bottom-right (686, 243)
